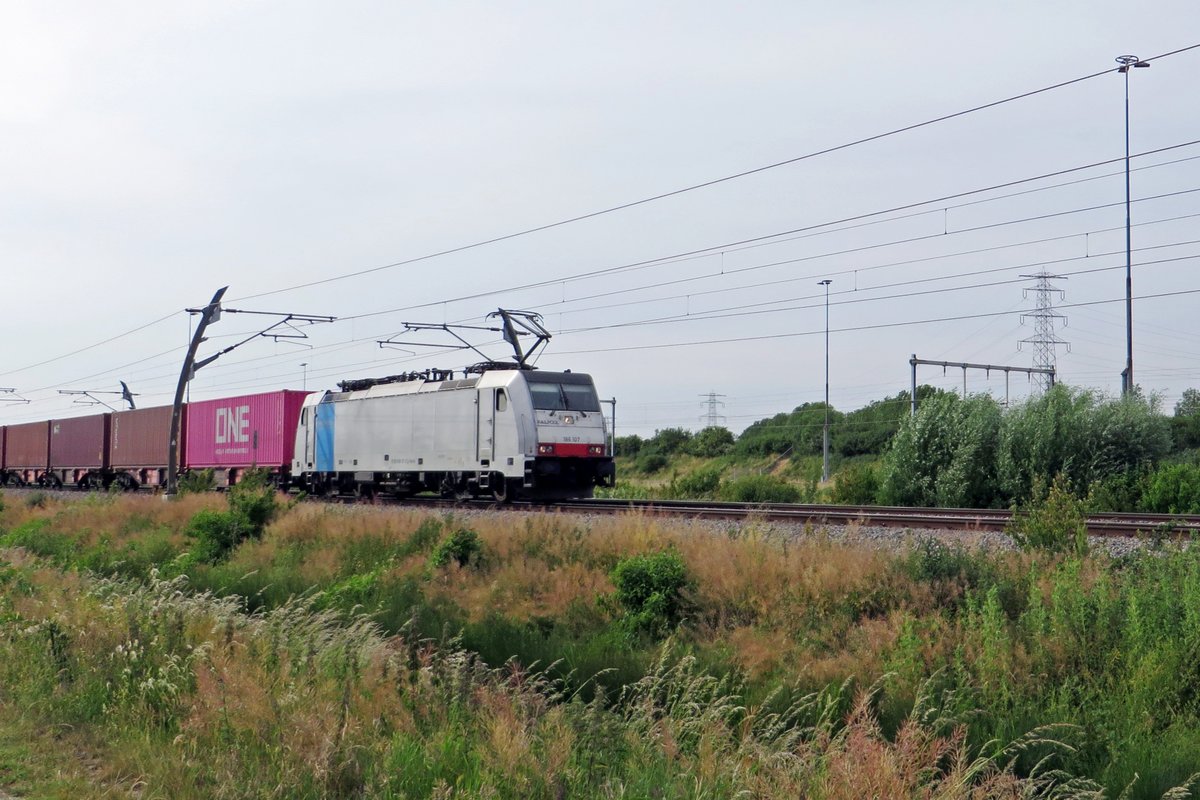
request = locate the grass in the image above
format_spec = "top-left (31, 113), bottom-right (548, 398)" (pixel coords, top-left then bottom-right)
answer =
top-left (5, 493), bottom-right (1200, 796)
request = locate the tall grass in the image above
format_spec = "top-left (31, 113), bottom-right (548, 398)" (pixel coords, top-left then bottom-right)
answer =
top-left (6, 494), bottom-right (1200, 796)
top-left (1, 559), bottom-right (1137, 799)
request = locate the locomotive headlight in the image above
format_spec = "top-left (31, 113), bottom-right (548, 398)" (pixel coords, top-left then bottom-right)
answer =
top-left (538, 443), bottom-right (555, 455)
top-left (561, 414), bottom-right (575, 425)
top-left (588, 444), bottom-right (605, 456)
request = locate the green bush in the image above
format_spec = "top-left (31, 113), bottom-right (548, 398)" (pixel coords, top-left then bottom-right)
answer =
top-left (1140, 462), bottom-right (1200, 514)
top-left (177, 469), bottom-right (215, 495)
top-left (719, 474), bottom-right (800, 504)
top-left (879, 392), bottom-right (1002, 508)
top-left (1007, 475), bottom-right (1088, 555)
top-left (184, 509), bottom-right (247, 564)
top-left (1087, 468), bottom-right (1149, 513)
top-left (228, 470), bottom-right (279, 537)
top-left (430, 528), bottom-right (482, 568)
top-left (636, 451), bottom-right (668, 474)
top-left (671, 467), bottom-right (722, 499)
top-left (610, 550), bottom-right (690, 637)
top-left (687, 427), bottom-right (735, 457)
top-left (614, 434), bottom-right (644, 458)
top-left (831, 462), bottom-right (880, 505)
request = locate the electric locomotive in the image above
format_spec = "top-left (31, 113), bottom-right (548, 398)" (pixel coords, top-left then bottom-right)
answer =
top-left (291, 366), bottom-right (614, 501)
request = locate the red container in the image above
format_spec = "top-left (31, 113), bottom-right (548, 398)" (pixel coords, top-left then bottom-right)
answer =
top-left (184, 390), bottom-right (307, 469)
top-left (6, 421), bottom-right (50, 468)
top-left (50, 414), bottom-right (111, 469)
top-left (0, 426), bottom-right (6, 470)
top-left (111, 405), bottom-right (180, 469)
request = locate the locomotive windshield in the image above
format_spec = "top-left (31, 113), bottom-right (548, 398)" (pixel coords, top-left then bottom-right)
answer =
top-left (527, 373), bottom-right (601, 412)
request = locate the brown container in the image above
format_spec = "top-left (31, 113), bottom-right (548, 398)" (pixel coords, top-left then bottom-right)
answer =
top-left (6, 421), bottom-right (50, 469)
top-left (50, 414), bottom-right (111, 469)
top-left (0, 426), bottom-right (6, 470)
top-left (111, 405), bottom-right (180, 469)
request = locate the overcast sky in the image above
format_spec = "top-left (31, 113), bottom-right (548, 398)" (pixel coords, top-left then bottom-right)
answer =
top-left (2, 2), bottom-right (1199, 436)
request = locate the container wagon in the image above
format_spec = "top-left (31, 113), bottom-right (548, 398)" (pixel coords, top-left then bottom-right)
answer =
top-left (47, 413), bottom-right (111, 489)
top-left (3, 421), bottom-right (51, 487)
top-left (110, 404), bottom-right (183, 490)
top-left (185, 390), bottom-right (307, 486)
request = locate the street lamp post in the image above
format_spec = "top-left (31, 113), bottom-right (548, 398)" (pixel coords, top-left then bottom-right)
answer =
top-left (1117, 54), bottom-right (1149, 396)
top-left (819, 279), bottom-right (832, 483)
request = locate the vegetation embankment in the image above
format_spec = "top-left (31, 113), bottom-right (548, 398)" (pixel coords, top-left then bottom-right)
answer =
top-left (608, 385), bottom-right (1200, 514)
top-left (3, 485), bottom-right (1200, 796)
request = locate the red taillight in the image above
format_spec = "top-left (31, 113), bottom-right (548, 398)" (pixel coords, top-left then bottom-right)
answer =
top-left (588, 444), bottom-right (605, 456)
top-left (538, 443), bottom-right (555, 455)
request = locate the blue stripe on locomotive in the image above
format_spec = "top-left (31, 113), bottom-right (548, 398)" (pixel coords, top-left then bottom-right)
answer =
top-left (315, 401), bottom-right (335, 472)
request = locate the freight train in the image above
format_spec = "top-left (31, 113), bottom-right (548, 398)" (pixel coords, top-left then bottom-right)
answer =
top-left (0, 367), bottom-right (615, 501)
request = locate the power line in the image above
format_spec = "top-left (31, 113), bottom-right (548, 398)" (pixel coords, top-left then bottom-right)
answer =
top-left (552, 287), bottom-right (1200, 356)
top-left (334, 139), bottom-right (1200, 326)
top-left (555, 248), bottom-right (1200, 335)
top-left (233, 47), bottom-right (1200, 304)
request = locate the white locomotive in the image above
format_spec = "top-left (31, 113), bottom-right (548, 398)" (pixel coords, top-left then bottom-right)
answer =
top-left (292, 367), bottom-right (615, 501)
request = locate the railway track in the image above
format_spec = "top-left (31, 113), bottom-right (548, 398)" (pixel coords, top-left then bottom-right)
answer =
top-left (516, 498), bottom-right (1200, 538)
top-left (7, 486), bottom-right (1200, 538)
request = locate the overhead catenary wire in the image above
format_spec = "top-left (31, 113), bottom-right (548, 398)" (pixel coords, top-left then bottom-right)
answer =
top-left (551, 287), bottom-right (1200, 356)
top-left (232, 46), bottom-right (1200, 304)
top-left (334, 139), bottom-right (1200, 325)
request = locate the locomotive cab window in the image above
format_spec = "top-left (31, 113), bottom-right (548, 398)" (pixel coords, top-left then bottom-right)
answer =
top-left (496, 390), bottom-right (508, 412)
top-left (527, 373), bottom-right (601, 412)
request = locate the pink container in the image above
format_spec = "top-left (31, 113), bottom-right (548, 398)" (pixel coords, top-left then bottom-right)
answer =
top-left (184, 390), bottom-right (308, 469)
top-left (6, 421), bottom-right (50, 469)
top-left (50, 414), bottom-right (111, 469)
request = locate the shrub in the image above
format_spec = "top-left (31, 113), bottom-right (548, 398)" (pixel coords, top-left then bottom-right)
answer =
top-left (614, 435), bottom-right (645, 458)
top-left (1007, 474), bottom-right (1088, 555)
top-left (719, 474), bottom-right (800, 504)
top-left (228, 470), bottom-right (279, 537)
top-left (430, 528), bottom-right (482, 568)
top-left (610, 551), bottom-right (690, 637)
top-left (879, 393), bottom-right (1002, 508)
top-left (647, 427), bottom-right (692, 456)
top-left (831, 462), bottom-right (880, 505)
top-left (177, 469), bottom-right (215, 495)
top-left (1087, 468), bottom-right (1148, 513)
top-left (636, 452), bottom-right (668, 474)
top-left (184, 509), bottom-right (247, 564)
top-left (671, 467), bottom-right (722, 499)
top-left (1140, 463), bottom-right (1200, 514)
top-left (687, 426), bottom-right (734, 457)
top-left (24, 491), bottom-right (49, 509)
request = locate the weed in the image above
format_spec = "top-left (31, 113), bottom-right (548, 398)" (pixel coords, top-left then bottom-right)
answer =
top-left (610, 550), bottom-right (690, 638)
top-left (23, 491), bottom-right (49, 509)
top-left (1008, 474), bottom-right (1088, 556)
top-left (430, 528), bottom-right (482, 568)
top-left (176, 469), bottom-right (216, 495)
